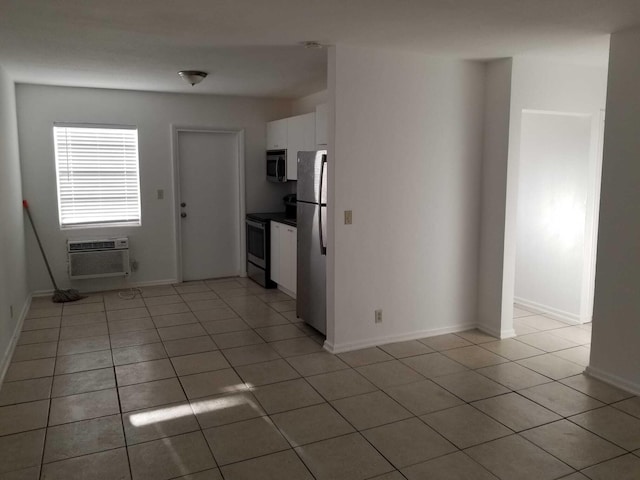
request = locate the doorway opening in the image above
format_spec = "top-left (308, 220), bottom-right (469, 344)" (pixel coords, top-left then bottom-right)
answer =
top-left (508, 106), bottom-right (605, 363)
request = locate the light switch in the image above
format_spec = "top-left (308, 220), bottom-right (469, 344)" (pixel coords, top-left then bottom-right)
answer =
top-left (157, 189), bottom-right (164, 200)
top-left (344, 210), bottom-right (352, 225)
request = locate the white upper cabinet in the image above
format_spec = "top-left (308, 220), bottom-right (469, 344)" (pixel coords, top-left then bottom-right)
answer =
top-left (266, 118), bottom-right (288, 150)
top-left (315, 103), bottom-right (328, 146)
top-left (286, 112), bottom-right (315, 180)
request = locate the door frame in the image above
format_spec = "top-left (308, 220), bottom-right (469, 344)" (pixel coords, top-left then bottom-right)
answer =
top-left (171, 126), bottom-right (246, 283)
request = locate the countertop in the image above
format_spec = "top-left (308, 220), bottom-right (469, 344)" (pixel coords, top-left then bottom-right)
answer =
top-left (246, 212), bottom-right (297, 227)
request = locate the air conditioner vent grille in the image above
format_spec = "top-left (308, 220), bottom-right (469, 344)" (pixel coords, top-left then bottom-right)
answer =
top-left (70, 250), bottom-right (129, 278)
top-left (68, 237), bottom-right (128, 252)
top-left (69, 241), bottom-right (115, 251)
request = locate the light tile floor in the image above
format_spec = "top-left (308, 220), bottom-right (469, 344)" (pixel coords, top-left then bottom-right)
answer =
top-left (1, 282), bottom-right (640, 479)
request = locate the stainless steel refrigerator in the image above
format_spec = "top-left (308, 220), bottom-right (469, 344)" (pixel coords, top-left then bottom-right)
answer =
top-left (297, 150), bottom-right (327, 334)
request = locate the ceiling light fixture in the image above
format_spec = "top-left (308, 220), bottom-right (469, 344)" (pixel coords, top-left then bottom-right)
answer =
top-left (301, 41), bottom-right (324, 49)
top-left (178, 70), bottom-right (208, 86)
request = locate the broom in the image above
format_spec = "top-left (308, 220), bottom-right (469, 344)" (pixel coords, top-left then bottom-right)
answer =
top-left (23, 200), bottom-right (86, 303)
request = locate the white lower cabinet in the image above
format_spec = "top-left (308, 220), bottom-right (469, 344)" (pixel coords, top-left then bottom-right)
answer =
top-left (270, 222), bottom-right (281, 285)
top-left (270, 221), bottom-right (296, 295)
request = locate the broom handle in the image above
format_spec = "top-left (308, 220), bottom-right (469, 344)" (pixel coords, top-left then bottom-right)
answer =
top-left (23, 200), bottom-right (59, 290)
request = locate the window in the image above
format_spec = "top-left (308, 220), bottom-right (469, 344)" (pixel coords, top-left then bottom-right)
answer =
top-left (53, 124), bottom-right (141, 228)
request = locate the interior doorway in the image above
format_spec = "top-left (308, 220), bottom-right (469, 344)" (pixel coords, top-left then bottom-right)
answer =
top-left (511, 109), bottom-right (604, 344)
top-left (513, 110), bottom-right (597, 324)
top-left (173, 128), bottom-right (245, 282)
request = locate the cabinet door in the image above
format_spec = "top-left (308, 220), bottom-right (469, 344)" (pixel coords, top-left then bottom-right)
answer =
top-left (267, 119), bottom-right (287, 150)
top-left (315, 104), bottom-right (328, 146)
top-left (279, 225), bottom-right (297, 294)
top-left (300, 112), bottom-right (316, 150)
top-left (286, 113), bottom-right (316, 180)
top-left (279, 225), bottom-right (292, 291)
top-left (270, 222), bottom-right (281, 283)
top-left (289, 227), bottom-right (297, 295)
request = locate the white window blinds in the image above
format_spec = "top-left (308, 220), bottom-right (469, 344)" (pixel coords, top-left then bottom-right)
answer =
top-left (53, 124), bottom-right (141, 228)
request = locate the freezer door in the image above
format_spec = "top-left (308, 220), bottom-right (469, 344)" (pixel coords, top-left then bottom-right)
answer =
top-left (297, 151), bottom-right (327, 204)
top-left (297, 201), bottom-right (326, 334)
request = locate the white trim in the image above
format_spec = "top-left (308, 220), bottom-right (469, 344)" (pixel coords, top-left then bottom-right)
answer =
top-left (514, 297), bottom-right (585, 325)
top-left (0, 294), bottom-right (32, 386)
top-left (171, 126), bottom-right (246, 283)
top-left (581, 109), bottom-right (605, 322)
top-left (521, 109), bottom-right (592, 118)
top-left (585, 365), bottom-right (640, 397)
top-left (31, 278), bottom-right (180, 296)
top-left (323, 322), bottom-right (479, 354)
top-left (53, 122), bottom-right (137, 130)
top-left (277, 285), bottom-right (296, 299)
top-left (478, 323), bottom-right (516, 340)
top-left (129, 279), bottom-right (181, 288)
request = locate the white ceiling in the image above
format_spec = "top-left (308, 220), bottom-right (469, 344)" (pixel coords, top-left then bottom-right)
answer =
top-left (1, 0), bottom-right (638, 98)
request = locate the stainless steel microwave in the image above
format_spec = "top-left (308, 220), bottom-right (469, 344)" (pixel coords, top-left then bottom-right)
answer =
top-left (267, 149), bottom-right (287, 183)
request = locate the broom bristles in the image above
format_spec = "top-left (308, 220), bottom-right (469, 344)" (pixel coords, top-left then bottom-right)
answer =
top-left (52, 289), bottom-right (86, 303)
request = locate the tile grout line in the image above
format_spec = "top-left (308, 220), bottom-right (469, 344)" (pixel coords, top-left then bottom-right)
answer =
top-left (36, 309), bottom-right (61, 480)
top-left (104, 294), bottom-right (137, 480)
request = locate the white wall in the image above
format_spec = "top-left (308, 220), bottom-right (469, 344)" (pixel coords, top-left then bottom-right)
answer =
top-left (0, 65), bottom-right (29, 380)
top-left (477, 59), bottom-right (513, 338)
top-left (16, 85), bottom-right (291, 292)
top-left (588, 27), bottom-right (640, 394)
top-left (326, 45), bottom-right (485, 352)
top-left (291, 90), bottom-right (327, 115)
top-left (508, 58), bottom-right (607, 324)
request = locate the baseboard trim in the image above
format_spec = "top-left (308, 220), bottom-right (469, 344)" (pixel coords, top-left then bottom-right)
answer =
top-left (32, 278), bottom-right (180, 297)
top-left (132, 279), bottom-right (180, 288)
top-left (323, 322), bottom-right (478, 354)
top-left (0, 294), bottom-right (32, 386)
top-left (585, 365), bottom-right (640, 396)
top-left (514, 297), bottom-right (586, 325)
top-left (277, 286), bottom-right (296, 299)
top-left (478, 323), bottom-right (516, 340)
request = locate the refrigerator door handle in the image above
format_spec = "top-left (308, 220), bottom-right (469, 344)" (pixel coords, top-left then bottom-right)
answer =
top-left (319, 153), bottom-right (327, 204)
top-left (319, 205), bottom-right (327, 255)
top-left (319, 155), bottom-right (327, 255)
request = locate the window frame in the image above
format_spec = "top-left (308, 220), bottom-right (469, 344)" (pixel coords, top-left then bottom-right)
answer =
top-left (53, 123), bottom-right (142, 230)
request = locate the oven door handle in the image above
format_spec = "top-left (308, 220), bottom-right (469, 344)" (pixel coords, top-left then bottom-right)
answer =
top-left (246, 219), bottom-right (265, 230)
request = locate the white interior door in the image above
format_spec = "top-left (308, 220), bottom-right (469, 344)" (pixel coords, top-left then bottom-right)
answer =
top-left (178, 130), bottom-right (240, 281)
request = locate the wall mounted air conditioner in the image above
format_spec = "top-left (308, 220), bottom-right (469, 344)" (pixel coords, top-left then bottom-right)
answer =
top-left (68, 238), bottom-right (130, 280)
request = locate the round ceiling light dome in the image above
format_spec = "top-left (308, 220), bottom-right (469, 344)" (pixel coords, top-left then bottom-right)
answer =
top-left (178, 70), bottom-right (208, 86)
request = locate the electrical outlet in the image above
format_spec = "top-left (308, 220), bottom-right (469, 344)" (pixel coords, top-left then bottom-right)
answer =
top-left (9, 305), bottom-right (13, 319)
top-left (344, 210), bottom-right (352, 225)
top-left (375, 309), bottom-right (382, 323)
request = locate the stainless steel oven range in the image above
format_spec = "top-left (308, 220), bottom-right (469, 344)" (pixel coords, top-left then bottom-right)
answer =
top-left (245, 214), bottom-right (277, 288)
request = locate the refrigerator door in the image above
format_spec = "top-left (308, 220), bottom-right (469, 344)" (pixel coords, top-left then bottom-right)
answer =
top-left (297, 151), bottom-right (327, 205)
top-left (297, 201), bottom-right (326, 334)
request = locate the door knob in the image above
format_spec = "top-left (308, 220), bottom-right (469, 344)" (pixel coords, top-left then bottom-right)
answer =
top-left (181, 212), bottom-right (187, 218)
top-left (181, 202), bottom-right (186, 207)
